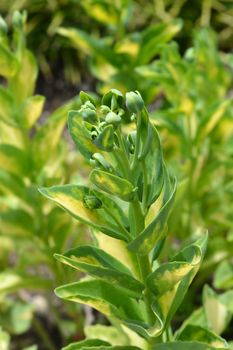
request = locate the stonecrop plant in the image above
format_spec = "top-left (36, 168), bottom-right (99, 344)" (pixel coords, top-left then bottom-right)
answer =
top-left (40, 89), bottom-right (229, 350)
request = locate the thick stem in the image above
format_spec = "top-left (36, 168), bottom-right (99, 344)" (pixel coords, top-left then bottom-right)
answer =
top-left (131, 201), bottom-right (155, 326)
top-left (114, 122), bottom-right (158, 348)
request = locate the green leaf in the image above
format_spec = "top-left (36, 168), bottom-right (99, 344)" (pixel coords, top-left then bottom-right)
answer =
top-left (39, 185), bottom-right (130, 241)
top-left (143, 124), bottom-right (164, 207)
top-left (63, 337), bottom-right (140, 350)
top-left (0, 209), bottom-right (34, 236)
top-left (175, 307), bottom-right (208, 336)
top-left (137, 19), bottom-right (182, 65)
top-left (90, 169), bottom-right (136, 201)
top-left (57, 27), bottom-right (123, 68)
top-left (9, 49), bottom-right (38, 104)
top-left (80, 91), bottom-right (96, 105)
top-left (0, 87), bottom-right (14, 122)
top-left (85, 324), bottom-right (145, 348)
top-left (0, 327), bottom-right (10, 350)
top-left (219, 290), bottom-right (233, 314)
top-left (54, 245), bottom-right (144, 298)
top-left (80, 1), bottom-right (120, 25)
top-left (176, 325), bottom-right (228, 348)
top-left (93, 232), bottom-right (139, 278)
top-left (128, 173), bottom-right (176, 255)
top-left (0, 45), bottom-right (18, 78)
top-left (213, 261), bottom-right (233, 289)
top-left (0, 271), bottom-right (51, 296)
top-left (22, 346), bottom-right (38, 350)
top-left (93, 125), bottom-right (114, 151)
top-left (68, 110), bottom-right (99, 159)
top-left (0, 301), bottom-right (34, 335)
top-left (137, 109), bottom-right (151, 160)
top-left (153, 341), bottom-right (227, 350)
top-left (62, 339), bottom-right (111, 350)
top-left (0, 144), bottom-right (29, 176)
top-left (146, 232), bottom-right (208, 335)
top-left (0, 170), bottom-right (27, 201)
top-left (85, 325), bottom-right (129, 346)
top-left (203, 285), bottom-right (231, 335)
top-left (32, 99), bottom-right (78, 169)
top-left (55, 279), bottom-right (145, 322)
top-left (19, 95), bottom-right (45, 128)
top-left (197, 99), bottom-right (232, 140)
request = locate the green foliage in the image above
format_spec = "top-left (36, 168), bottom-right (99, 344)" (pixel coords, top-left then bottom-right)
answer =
top-left (40, 90), bottom-right (227, 349)
top-left (57, 19), bottom-right (182, 101)
top-left (137, 27), bottom-right (233, 275)
top-left (0, 11), bottom-right (82, 346)
top-left (0, 2), bottom-right (233, 349)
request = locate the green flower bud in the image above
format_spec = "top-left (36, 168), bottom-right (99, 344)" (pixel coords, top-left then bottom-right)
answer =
top-left (126, 91), bottom-right (144, 114)
top-left (81, 107), bottom-right (97, 123)
top-left (100, 105), bottom-right (111, 115)
top-left (83, 195), bottom-right (102, 209)
top-left (12, 11), bottom-right (24, 29)
top-left (84, 101), bottom-right (96, 110)
top-left (105, 111), bottom-right (121, 126)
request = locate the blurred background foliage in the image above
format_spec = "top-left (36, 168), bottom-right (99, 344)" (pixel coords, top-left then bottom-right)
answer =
top-left (0, 0), bottom-right (233, 349)
top-left (0, 0), bottom-right (233, 86)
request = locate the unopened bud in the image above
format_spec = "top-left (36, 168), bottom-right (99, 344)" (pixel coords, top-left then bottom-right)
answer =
top-left (126, 91), bottom-right (144, 114)
top-left (12, 11), bottom-right (24, 29)
top-left (105, 111), bottom-right (121, 126)
top-left (83, 195), bottom-right (102, 209)
top-left (81, 107), bottom-right (97, 123)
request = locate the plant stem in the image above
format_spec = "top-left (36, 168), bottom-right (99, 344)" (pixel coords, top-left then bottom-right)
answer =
top-left (32, 316), bottom-right (57, 350)
top-left (115, 121), bottom-right (157, 348)
top-left (130, 200), bottom-right (155, 327)
top-left (142, 159), bottom-right (148, 214)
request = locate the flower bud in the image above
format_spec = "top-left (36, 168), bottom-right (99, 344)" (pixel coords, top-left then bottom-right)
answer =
top-left (83, 195), bottom-right (102, 209)
top-left (12, 11), bottom-right (24, 29)
top-left (81, 107), bottom-right (97, 123)
top-left (100, 105), bottom-right (111, 115)
top-left (105, 111), bottom-right (121, 126)
top-left (126, 91), bottom-right (144, 114)
top-left (84, 101), bottom-right (96, 110)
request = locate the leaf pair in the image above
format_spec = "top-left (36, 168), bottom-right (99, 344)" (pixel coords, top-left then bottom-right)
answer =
top-left (39, 185), bottom-right (130, 241)
top-left (54, 245), bottom-right (144, 298)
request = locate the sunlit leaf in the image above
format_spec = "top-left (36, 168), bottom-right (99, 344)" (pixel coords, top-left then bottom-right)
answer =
top-left (55, 245), bottom-right (144, 298)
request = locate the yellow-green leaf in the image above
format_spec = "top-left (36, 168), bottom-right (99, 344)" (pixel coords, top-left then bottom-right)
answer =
top-left (90, 169), bottom-right (136, 201)
top-left (54, 245), bottom-right (144, 298)
top-left (0, 45), bottom-right (18, 78)
top-left (39, 185), bottom-right (130, 241)
top-left (19, 95), bottom-right (45, 128)
top-left (203, 286), bottom-right (231, 335)
top-left (55, 279), bottom-right (145, 322)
